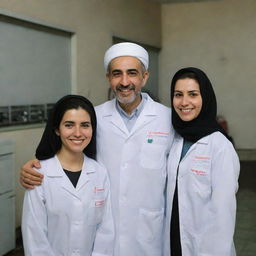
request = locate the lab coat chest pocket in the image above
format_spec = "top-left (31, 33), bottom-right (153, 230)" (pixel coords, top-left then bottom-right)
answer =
top-left (190, 157), bottom-right (212, 198)
top-left (140, 137), bottom-right (167, 170)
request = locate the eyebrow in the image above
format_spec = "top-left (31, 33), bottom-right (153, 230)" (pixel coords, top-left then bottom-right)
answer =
top-left (63, 121), bottom-right (91, 124)
top-left (174, 89), bottom-right (200, 92)
top-left (63, 121), bottom-right (74, 124)
top-left (188, 90), bottom-right (200, 92)
top-left (111, 68), bottom-right (139, 73)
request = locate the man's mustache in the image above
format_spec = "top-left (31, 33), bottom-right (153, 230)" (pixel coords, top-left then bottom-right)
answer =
top-left (116, 84), bottom-right (135, 91)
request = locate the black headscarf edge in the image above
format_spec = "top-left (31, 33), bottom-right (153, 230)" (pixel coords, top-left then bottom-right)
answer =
top-left (170, 67), bottom-right (230, 142)
top-left (35, 95), bottom-right (97, 160)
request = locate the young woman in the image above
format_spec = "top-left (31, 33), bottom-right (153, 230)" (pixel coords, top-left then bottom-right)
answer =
top-left (164, 67), bottom-right (240, 256)
top-left (22, 95), bottom-right (114, 256)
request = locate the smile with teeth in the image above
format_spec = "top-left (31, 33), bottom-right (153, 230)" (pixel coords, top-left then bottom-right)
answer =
top-left (70, 139), bottom-right (84, 145)
top-left (117, 85), bottom-right (135, 92)
top-left (180, 108), bottom-right (193, 113)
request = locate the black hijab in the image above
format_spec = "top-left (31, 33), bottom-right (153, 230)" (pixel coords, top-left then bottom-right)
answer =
top-left (170, 67), bottom-right (229, 142)
top-left (35, 95), bottom-right (97, 160)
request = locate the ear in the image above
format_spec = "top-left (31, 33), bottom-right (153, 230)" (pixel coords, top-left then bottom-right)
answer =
top-left (142, 71), bottom-right (149, 87)
top-left (106, 72), bottom-right (112, 85)
top-left (55, 129), bottom-right (60, 136)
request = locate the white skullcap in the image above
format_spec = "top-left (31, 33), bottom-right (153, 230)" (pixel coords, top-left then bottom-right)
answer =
top-left (104, 42), bottom-right (149, 72)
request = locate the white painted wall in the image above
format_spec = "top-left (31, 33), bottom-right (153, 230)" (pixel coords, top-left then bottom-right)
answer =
top-left (0, 0), bottom-right (161, 226)
top-left (160, 0), bottom-right (256, 150)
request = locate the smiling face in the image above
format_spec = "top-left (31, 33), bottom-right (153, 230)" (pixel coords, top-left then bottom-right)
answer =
top-left (107, 56), bottom-right (149, 111)
top-left (173, 78), bottom-right (203, 122)
top-left (55, 108), bottom-right (93, 155)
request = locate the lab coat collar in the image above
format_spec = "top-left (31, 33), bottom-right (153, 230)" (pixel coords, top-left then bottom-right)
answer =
top-left (45, 155), bottom-right (95, 198)
top-left (130, 93), bottom-right (157, 135)
top-left (174, 132), bottom-right (210, 145)
top-left (175, 133), bottom-right (211, 178)
top-left (102, 93), bottom-right (158, 136)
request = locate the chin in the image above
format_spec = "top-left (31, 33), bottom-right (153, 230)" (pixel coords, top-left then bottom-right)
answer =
top-left (178, 115), bottom-right (194, 122)
top-left (117, 95), bottom-right (136, 105)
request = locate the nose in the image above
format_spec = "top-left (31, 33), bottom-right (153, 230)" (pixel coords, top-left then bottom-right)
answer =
top-left (120, 74), bottom-right (130, 86)
top-left (74, 127), bottom-right (82, 137)
top-left (181, 95), bottom-right (189, 106)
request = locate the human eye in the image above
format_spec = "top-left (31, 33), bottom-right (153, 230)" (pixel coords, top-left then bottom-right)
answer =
top-left (81, 122), bottom-right (91, 128)
top-left (189, 91), bottom-right (200, 97)
top-left (128, 70), bottom-right (138, 76)
top-left (174, 92), bottom-right (182, 97)
top-left (111, 71), bottom-right (121, 77)
top-left (64, 122), bottom-right (73, 128)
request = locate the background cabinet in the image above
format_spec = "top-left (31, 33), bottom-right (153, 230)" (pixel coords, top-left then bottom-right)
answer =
top-left (0, 138), bottom-right (15, 255)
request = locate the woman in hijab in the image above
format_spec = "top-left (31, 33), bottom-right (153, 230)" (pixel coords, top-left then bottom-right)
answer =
top-left (22, 95), bottom-right (114, 256)
top-left (164, 67), bottom-right (240, 256)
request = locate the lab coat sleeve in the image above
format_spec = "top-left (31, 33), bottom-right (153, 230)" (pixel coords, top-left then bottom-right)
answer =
top-left (92, 176), bottom-right (114, 256)
top-left (199, 141), bottom-right (240, 256)
top-left (22, 181), bottom-right (55, 256)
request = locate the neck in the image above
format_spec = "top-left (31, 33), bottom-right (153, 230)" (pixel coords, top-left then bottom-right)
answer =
top-left (56, 149), bottom-right (84, 172)
top-left (118, 94), bottom-right (142, 115)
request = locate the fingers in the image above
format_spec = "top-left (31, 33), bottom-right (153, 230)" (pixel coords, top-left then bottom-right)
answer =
top-left (21, 169), bottom-right (43, 186)
top-left (32, 159), bottom-right (41, 169)
top-left (20, 159), bottom-right (44, 189)
top-left (20, 175), bottom-right (35, 189)
top-left (20, 173), bottom-right (42, 189)
top-left (23, 168), bottom-right (43, 179)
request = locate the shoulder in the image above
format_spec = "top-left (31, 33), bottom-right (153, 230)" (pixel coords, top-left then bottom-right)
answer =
top-left (152, 101), bottom-right (171, 113)
top-left (86, 156), bottom-right (108, 177)
top-left (147, 98), bottom-right (172, 128)
top-left (37, 157), bottom-right (57, 175)
top-left (95, 99), bottom-right (115, 113)
top-left (202, 132), bottom-right (238, 160)
top-left (144, 93), bottom-right (171, 113)
top-left (207, 132), bottom-right (233, 148)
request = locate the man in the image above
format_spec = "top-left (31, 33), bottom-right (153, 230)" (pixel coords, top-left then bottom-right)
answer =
top-left (20, 42), bottom-right (174, 256)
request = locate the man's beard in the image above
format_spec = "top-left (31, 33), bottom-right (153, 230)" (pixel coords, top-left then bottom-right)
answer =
top-left (114, 85), bottom-right (140, 105)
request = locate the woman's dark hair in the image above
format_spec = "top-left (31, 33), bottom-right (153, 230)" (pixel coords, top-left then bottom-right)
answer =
top-left (173, 71), bottom-right (198, 82)
top-left (36, 95), bottom-right (97, 160)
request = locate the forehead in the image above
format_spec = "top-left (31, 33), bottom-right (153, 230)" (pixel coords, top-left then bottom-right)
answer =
top-left (175, 78), bottom-right (200, 91)
top-left (109, 56), bottom-right (142, 71)
top-left (62, 108), bottom-right (90, 120)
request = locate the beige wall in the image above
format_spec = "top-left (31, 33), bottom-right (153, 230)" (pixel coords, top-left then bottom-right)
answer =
top-left (160, 0), bottom-right (256, 150)
top-left (0, 0), bottom-right (161, 226)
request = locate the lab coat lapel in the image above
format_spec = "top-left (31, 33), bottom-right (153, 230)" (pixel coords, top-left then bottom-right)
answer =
top-left (178, 136), bottom-right (209, 178)
top-left (110, 108), bottom-right (129, 135)
top-left (172, 136), bottom-right (186, 177)
top-left (129, 96), bottom-right (156, 137)
top-left (104, 98), bottom-right (129, 136)
top-left (76, 156), bottom-right (94, 192)
top-left (46, 156), bottom-right (79, 198)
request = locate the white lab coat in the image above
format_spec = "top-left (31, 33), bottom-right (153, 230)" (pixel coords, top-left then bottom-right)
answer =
top-left (95, 93), bottom-right (174, 256)
top-left (22, 155), bottom-right (114, 256)
top-left (164, 131), bottom-right (240, 256)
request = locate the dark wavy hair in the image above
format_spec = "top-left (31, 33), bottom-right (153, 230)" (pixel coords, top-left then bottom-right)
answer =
top-left (35, 95), bottom-right (97, 160)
